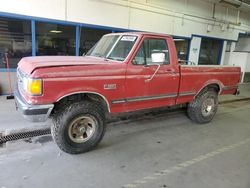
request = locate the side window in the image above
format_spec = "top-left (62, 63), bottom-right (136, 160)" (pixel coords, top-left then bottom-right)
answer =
top-left (132, 38), bottom-right (169, 65)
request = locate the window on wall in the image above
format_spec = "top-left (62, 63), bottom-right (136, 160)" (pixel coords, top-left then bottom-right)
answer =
top-left (174, 39), bottom-right (189, 61)
top-left (0, 17), bottom-right (32, 69)
top-left (36, 22), bottom-right (76, 56)
top-left (79, 27), bottom-right (112, 55)
top-left (235, 34), bottom-right (250, 52)
top-left (199, 38), bottom-right (222, 65)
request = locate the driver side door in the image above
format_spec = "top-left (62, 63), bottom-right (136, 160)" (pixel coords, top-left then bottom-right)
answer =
top-left (124, 36), bottom-right (179, 112)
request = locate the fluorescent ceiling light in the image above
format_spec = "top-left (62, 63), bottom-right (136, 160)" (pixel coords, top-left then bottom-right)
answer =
top-left (50, 30), bottom-right (62, 33)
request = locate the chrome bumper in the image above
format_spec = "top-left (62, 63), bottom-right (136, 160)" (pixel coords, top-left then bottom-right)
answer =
top-left (14, 87), bottom-right (54, 122)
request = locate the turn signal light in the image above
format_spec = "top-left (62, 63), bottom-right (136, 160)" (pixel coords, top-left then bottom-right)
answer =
top-left (23, 78), bottom-right (42, 95)
top-left (28, 79), bottom-right (42, 95)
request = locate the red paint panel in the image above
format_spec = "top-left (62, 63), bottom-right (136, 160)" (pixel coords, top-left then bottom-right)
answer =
top-left (176, 65), bottom-right (241, 104)
top-left (124, 35), bottom-right (180, 112)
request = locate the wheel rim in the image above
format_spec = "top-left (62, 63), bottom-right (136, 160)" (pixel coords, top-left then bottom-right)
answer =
top-left (68, 115), bottom-right (97, 143)
top-left (201, 98), bottom-right (215, 117)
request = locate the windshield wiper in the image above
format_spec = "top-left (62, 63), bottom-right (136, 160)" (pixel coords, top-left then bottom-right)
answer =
top-left (107, 57), bottom-right (124, 61)
top-left (92, 53), bottom-right (105, 58)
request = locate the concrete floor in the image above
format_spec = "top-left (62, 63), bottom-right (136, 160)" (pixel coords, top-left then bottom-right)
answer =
top-left (0, 100), bottom-right (250, 188)
top-left (0, 97), bottom-right (50, 134)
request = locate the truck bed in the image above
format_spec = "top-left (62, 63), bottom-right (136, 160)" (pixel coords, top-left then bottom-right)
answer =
top-left (176, 65), bottom-right (241, 104)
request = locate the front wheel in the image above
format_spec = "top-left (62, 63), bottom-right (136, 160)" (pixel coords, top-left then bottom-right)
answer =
top-left (187, 89), bottom-right (218, 124)
top-left (51, 101), bottom-right (106, 154)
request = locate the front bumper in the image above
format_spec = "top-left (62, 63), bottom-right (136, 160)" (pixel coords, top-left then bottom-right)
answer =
top-left (14, 87), bottom-right (54, 122)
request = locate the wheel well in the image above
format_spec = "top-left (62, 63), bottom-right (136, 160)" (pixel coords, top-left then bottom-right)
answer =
top-left (196, 84), bottom-right (220, 97)
top-left (206, 84), bottom-right (220, 93)
top-left (52, 93), bottom-right (109, 115)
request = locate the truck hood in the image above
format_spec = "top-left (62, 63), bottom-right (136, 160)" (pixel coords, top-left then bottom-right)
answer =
top-left (18, 56), bottom-right (108, 75)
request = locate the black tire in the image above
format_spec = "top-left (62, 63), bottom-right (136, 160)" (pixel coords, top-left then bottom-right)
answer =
top-left (51, 101), bottom-right (106, 154)
top-left (187, 89), bottom-right (218, 124)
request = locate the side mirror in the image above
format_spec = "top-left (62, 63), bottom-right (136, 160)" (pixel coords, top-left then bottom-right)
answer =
top-left (151, 52), bottom-right (165, 63)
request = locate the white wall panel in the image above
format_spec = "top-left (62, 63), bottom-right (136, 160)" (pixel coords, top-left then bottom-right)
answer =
top-left (230, 52), bottom-right (248, 82)
top-left (224, 52), bottom-right (230, 65)
top-left (245, 54), bottom-right (250, 72)
top-left (148, 0), bottom-right (213, 17)
top-left (66, 0), bottom-right (129, 28)
top-left (188, 36), bottom-right (201, 65)
top-left (0, 0), bottom-right (65, 20)
top-left (220, 41), bottom-right (227, 65)
top-left (129, 8), bottom-right (174, 34)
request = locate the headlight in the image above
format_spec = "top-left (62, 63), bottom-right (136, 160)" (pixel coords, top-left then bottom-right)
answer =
top-left (23, 77), bottom-right (42, 95)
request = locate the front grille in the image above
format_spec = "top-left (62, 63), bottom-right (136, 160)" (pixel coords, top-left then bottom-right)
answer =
top-left (17, 68), bottom-right (23, 84)
top-left (17, 68), bottom-right (21, 87)
top-left (17, 68), bottom-right (25, 92)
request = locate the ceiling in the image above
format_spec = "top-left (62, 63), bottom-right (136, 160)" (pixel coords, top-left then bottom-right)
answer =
top-left (242, 0), bottom-right (250, 4)
top-left (206, 0), bottom-right (250, 13)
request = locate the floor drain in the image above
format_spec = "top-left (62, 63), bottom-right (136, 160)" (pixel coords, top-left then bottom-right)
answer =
top-left (0, 128), bottom-right (51, 145)
top-left (0, 132), bottom-right (4, 148)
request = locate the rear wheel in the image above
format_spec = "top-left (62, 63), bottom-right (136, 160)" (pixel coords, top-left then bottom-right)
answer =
top-left (51, 101), bottom-right (106, 154)
top-left (187, 89), bottom-right (218, 124)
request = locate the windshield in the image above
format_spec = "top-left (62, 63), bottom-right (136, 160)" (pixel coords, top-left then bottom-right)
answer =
top-left (86, 35), bottom-right (137, 61)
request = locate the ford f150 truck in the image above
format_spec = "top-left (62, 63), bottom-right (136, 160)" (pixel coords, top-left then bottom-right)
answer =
top-left (15, 32), bottom-right (241, 154)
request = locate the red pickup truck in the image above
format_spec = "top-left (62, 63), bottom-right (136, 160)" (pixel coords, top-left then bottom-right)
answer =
top-left (15, 32), bottom-right (241, 154)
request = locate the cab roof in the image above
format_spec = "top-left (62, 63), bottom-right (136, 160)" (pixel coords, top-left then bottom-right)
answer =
top-left (106, 31), bottom-right (172, 38)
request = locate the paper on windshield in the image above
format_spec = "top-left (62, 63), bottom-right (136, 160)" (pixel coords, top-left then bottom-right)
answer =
top-left (121, 36), bottom-right (137, 42)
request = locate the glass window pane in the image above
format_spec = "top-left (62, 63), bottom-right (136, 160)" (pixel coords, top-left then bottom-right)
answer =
top-left (133, 38), bottom-right (169, 65)
top-left (87, 35), bottom-right (119, 58)
top-left (36, 22), bottom-right (76, 56)
top-left (133, 43), bottom-right (145, 65)
top-left (80, 28), bottom-right (112, 55)
top-left (108, 35), bottom-right (137, 61)
top-left (0, 17), bottom-right (32, 69)
top-left (174, 39), bottom-right (189, 60)
top-left (144, 38), bottom-right (169, 65)
top-left (199, 38), bottom-right (222, 65)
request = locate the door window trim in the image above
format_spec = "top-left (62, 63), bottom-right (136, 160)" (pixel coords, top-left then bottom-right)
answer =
top-left (131, 36), bottom-right (170, 66)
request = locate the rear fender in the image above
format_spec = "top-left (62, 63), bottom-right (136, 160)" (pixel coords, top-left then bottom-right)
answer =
top-left (195, 80), bottom-right (224, 98)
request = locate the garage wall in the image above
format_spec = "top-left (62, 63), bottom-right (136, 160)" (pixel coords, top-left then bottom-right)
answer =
top-left (0, 0), bottom-right (250, 40)
top-left (0, 0), bottom-right (66, 20)
top-left (0, 72), bottom-right (16, 95)
top-left (224, 36), bottom-right (250, 82)
top-left (224, 50), bottom-right (249, 82)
